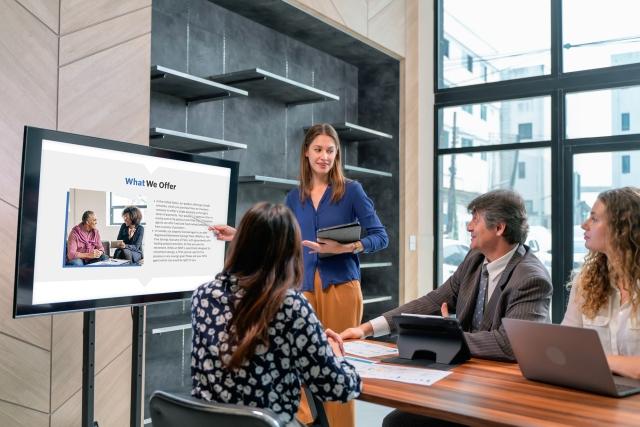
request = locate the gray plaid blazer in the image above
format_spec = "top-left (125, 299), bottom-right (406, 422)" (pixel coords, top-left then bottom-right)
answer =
top-left (383, 244), bottom-right (552, 361)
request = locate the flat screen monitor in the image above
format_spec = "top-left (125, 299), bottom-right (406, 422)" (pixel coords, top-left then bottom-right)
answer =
top-left (13, 127), bottom-right (238, 317)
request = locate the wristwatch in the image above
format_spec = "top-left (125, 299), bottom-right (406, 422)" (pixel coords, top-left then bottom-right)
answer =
top-left (352, 241), bottom-right (364, 254)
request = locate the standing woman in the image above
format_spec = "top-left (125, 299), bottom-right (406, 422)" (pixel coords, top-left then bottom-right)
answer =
top-left (285, 123), bottom-right (388, 426)
top-left (562, 186), bottom-right (640, 379)
top-left (114, 206), bottom-right (144, 264)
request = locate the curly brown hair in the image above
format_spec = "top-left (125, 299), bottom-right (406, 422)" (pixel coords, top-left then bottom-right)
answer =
top-left (578, 186), bottom-right (640, 318)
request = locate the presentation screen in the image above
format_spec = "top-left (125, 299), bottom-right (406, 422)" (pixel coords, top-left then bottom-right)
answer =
top-left (13, 127), bottom-right (238, 317)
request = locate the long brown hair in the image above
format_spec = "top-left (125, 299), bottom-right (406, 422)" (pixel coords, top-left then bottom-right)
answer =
top-left (578, 186), bottom-right (640, 318)
top-left (299, 123), bottom-right (346, 203)
top-left (222, 202), bottom-right (303, 369)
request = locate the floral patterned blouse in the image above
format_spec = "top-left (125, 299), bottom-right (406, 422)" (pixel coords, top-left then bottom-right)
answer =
top-left (191, 273), bottom-right (361, 425)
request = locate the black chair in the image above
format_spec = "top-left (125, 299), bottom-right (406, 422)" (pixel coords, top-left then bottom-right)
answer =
top-left (149, 391), bottom-right (285, 427)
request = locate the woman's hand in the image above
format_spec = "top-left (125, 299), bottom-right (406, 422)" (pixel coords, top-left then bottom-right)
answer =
top-left (208, 224), bottom-right (236, 241)
top-left (325, 328), bottom-right (345, 357)
top-left (117, 241), bottom-right (126, 249)
top-left (607, 355), bottom-right (640, 379)
top-left (302, 238), bottom-right (351, 254)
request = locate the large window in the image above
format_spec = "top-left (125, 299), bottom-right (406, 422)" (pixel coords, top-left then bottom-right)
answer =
top-left (563, 0), bottom-right (640, 72)
top-left (437, 147), bottom-right (552, 283)
top-left (438, 0), bottom-right (550, 88)
top-left (435, 0), bottom-right (640, 321)
top-left (108, 193), bottom-right (148, 226)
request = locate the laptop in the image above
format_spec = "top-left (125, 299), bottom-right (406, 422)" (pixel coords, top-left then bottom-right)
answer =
top-left (503, 318), bottom-right (640, 397)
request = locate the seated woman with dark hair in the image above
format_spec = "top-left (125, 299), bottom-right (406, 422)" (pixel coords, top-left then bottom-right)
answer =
top-left (191, 202), bottom-right (361, 426)
top-left (563, 186), bottom-right (640, 380)
top-left (113, 206), bottom-right (144, 264)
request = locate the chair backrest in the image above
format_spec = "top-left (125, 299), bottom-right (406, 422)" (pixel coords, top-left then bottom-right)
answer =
top-left (149, 391), bottom-right (285, 427)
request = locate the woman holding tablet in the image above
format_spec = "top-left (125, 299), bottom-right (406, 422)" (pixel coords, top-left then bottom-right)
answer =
top-left (192, 202), bottom-right (361, 426)
top-left (212, 123), bottom-right (388, 426)
top-left (562, 186), bottom-right (640, 379)
top-left (289, 123), bottom-right (389, 426)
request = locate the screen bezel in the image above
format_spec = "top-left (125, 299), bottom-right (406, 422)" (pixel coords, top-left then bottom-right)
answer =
top-left (13, 126), bottom-right (238, 317)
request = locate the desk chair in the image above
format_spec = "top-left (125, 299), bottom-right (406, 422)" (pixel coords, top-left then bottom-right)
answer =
top-left (149, 391), bottom-right (284, 427)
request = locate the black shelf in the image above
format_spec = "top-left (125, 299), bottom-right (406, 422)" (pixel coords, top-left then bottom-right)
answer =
top-left (360, 262), bottom-right (393, 269)
top-left (149, 128), bottom-right (247, 152)
top-left (239, 175), bottom-right (299, 190)
top-left (151, 65), bottom-right (248, 102)
top-left (331, 122), bottom-right (393, 141)
top-left (344, 164), bottom-right (392, 178)
top-left (146, 313), bottom-right (190, 335)
top-left (362, 295), bottom-right (393, 305)
top-left (209, 68), bottom-right (339, 105)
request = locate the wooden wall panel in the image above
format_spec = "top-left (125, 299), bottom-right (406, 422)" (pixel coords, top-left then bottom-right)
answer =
top-left (60, 6), bottom-right (151, 66)
top-left (367, 0), bottom-right (406, 57)
top-left (331, 0), bottom-right (368, 35)
top-left (60, 0), bottom-right (150, 35)
top-left (0, 333), bottom-right (50, 412)
top-left (403, 0), bottom-right (433, 299)
top-left (50, 390), bottom-right (80, 427)
top-left (294, 0), bottom-right (344, 26)
top-left (15, 0), bottom-right (60, 34)
top-left (58, 34), bottom-right (151, 145)
top-left (50, 312), bottom-right (82, 411)
top-left (51, 349), bottom-right (132, 427)
top-left (0, 200), bottom-right (51, 349)
top-left (0, 0), bottom-right (58, 205)
top-left (94, 349), bottom-right (132, 427)
top-left (96, 307), bottom-right (132, 372)
top-left (0, 399), bottom-right (49, 427)
top-left (368, 0), bottom-right (393, 19)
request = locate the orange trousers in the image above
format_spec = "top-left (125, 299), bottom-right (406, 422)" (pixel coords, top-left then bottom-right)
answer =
top-left (297, 270), bottom-right (363, 427)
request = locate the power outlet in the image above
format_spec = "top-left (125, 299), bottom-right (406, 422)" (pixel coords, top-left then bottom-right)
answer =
top-left (409, 235), bottom-right (417, 251)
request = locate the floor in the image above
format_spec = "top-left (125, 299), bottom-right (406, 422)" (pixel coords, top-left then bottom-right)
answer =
top-left (355, 400), bottom-right (394, 427)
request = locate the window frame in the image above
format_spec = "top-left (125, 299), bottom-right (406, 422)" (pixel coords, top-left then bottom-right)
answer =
top-left (434, 0), bottom-right (640, 322)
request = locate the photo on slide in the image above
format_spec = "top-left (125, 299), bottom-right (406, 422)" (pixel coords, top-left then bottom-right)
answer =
top-left (63, 188), bottom-right (147, 268)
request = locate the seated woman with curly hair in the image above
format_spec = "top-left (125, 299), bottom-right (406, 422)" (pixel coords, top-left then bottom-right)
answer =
top-left (563, 186), bottom-right (640, 379)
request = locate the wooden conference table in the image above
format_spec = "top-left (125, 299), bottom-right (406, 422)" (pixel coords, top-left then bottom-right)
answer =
top-left (356, 344), bottom-right (640, 426)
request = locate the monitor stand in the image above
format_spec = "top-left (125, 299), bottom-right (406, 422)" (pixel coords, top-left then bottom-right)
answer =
top-left (82, 311), bottom-right (99, 427)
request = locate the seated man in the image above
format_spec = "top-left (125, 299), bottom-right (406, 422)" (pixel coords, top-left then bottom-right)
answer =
top-left (341, 189), bottom-right (553, 427)
top-left (66, 210), bottom-right (108, 266)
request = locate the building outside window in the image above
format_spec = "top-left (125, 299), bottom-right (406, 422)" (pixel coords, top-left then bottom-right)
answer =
top-left (437, 0), bottom-right (640, 321)
top-left (518, 123), bottom-right (533, 140)
top-left (518, 161), bottom-right (526, 179)
top-left (621, 112), bottom-right (630, 131)
top-left (622, 154), bottom-right (631, 174)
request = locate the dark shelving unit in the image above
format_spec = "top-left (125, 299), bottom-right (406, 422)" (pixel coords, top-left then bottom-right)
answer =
top-left (149, 128), bottom-right (247, 153)
top-left (209, 68), bottom-right (339, 105)
top-left (330, 122), bottom-right (393, 141)
top-left (344, 164), bottom-right (392, 178)
top-left (362, 295), bottom-right (393, 305)
top-left (151, 65), bottom-right (248, 102)
top-left (360, 262), bottom-right (393, 269)
top-left (239, 175), bottom-right (299, 190)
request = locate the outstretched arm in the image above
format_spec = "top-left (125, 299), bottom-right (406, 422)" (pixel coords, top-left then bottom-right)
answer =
top-left (607, 355), bottom-right (640, 380)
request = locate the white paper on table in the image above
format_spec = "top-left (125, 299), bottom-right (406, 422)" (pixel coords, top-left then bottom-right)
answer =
top-left (344, 340), bottom-right (399, 358)
top-left (345, 356), bottom-right (451, 386)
